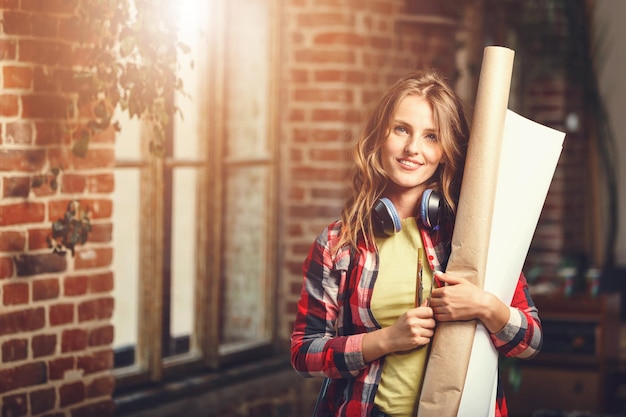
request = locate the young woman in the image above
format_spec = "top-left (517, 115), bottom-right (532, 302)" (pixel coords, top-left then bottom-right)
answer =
top-left (290, 70), bottom-right (542, 417)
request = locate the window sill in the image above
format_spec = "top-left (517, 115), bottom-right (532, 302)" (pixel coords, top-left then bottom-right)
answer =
top-left (114, 355), bottom-right (295, 416)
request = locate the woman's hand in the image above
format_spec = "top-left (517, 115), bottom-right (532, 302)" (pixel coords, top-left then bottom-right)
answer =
top-left (362, 304), bottom-right (435, 363)
top-left (430, 272), bottom-right (510, 333)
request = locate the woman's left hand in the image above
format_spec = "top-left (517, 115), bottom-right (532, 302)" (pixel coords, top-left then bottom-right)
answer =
top-left (430, 271), bottom-right (511, 333)
top-left (430, 272), bottom-right (484, 322)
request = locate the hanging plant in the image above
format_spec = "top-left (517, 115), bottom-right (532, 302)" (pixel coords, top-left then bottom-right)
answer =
top-left (72, 0), bottom-right (190, 156)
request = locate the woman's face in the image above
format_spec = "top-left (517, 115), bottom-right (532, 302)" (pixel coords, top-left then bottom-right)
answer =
top-left (380, 94), bottom-right (444, 198)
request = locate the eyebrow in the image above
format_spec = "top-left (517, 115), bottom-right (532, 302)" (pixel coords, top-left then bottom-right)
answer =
top-left (392, 119), bottom-right (437, 133)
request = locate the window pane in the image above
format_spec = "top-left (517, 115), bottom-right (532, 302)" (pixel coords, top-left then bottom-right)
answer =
top-left (221, 166), bottom-right (271, 346)
top-left (114, 106), bottom-right (142, 160)
top-left (112, 168), bottom-right (141, 366)
top-left (170, 167), bottom-right (198, 352)
top-left (173, 0), bottom-right (207, 161)
top-left (224, 0), bottom-right (271, 160)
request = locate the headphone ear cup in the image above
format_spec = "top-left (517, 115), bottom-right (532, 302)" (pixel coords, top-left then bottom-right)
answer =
top-left (420, 189), bottom-right (442, 229)
top-left (373, 198), bottom-right (402, 236)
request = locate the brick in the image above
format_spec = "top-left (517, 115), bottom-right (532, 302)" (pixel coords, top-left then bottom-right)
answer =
top-left (22, 0), bottom-right (78, 14)
top-left (313, 32), bottom-right (366, 47)
top-left (78, 297), bottom-right (114, 322)
top-left (1, 150), bottom-right (45, 175)
top-left (88, 223), bottom-right (113, 243)
top-left (3, 176), bottom-right (31, 198)
top-left (88, 271), bottom-right (113, 293)
top-left (64, 275), bottom-right (88, 296)
top-left (289, 69), bottom-right (308, 83)
top-left (32, 334), bottom-right (57, 358)
top-left (314, 69), bottom-right (366, 84)
top-left (74, 247), bottom-right (113, 270)
top-left (0, 257), bottom-right (14, 279)
top-left (0, 362), bottom-right (47, 394)
top-left (0, 94), bottom-right (20, 117)
top-left (48, 356), bottom-right (74, 380)
top-left (1, 11), bottom-right (32, 36)
top-left (77, 349), bottom-right (113, 374)
top-left (311, 108), bottom-right (361, 123)
top-left (83, 199), bottom-right (113, 220)
top-left (293, 88), bottom-right (354, 103)
top-left (61, 328), bottom-right (88, 353)
top-left (91, 125), bottom-right (116, 144)
top-left (1, 392), bottom-right (28, 417)
top-left (49, 303), bottom-right (74, 326)
top-left (296, 12), bottom-right (353, 27)
top-left (86, 374), bottom-right (115, 398)
top-left (0, 202), bottom-right (46, 226)
top-left (21, 94), bottom-right (68, 119)
top-left (61, 174), bottom-right (86, 193)
top-left (33, 67), bottom-right (59, 93)
top-left (31, 178), bottom-right (58, 197)
top-left (27, 228), bottom-right (51, 251)
top-left (72, 149), bottom-right (115, 170)
top-left (5, 123), bottom-right (34, 144)
top-left (292, 166), bottom-right (348, 181)
top-left (18, 39), bottom-right (72, 66)
top-left (3, 282), bottom-right (29, 305)
top-left (0, 231), bottom-right (26, 251)
top-left (293, 128), bottom-right (348, 144)
top-left (2, 338), bottom-right (28, 362)
top-left (293, 49), bottom-right (356, 64)
top-left (0, 307), bottom-right (45, 336)
top-left (309, 148), bottom-right (347, 162)
top-left (32, 278), bottom-right (60, 301)
top-left (34, 122), bottom-right (65, 146)
top-left (31, 13), bottom-right (59, 37)
top-left (30, 387), bottom-right (56, 414)
top-left (14, 253), bottom-right (67, 276)
top-left (0, 39), bottom-right (17, 60)
top-left (88, 325), bottom-right (114, 346)
top-left (71, 44), bottom-right (98, 66)
top-left (59, 381), bottom-right (85, 407)
top-left (312, 187), bottom-right (348, 199)
top-left (86, 173), bottom-right (114, 193)
top-left (3, 66), bottom-right (33, 89)
top-left (288, 204), bottom-right (342, 219)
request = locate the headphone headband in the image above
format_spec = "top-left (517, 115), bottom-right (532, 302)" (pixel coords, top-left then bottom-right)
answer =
top-left (372, 189), bottom-right (442, 236)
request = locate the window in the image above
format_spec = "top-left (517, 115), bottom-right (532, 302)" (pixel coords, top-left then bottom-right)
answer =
top-left (112, 0), bottom-right (279, 389)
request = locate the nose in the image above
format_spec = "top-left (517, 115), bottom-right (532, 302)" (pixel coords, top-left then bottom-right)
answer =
top-left (404, 135), bottom-right (421, 155)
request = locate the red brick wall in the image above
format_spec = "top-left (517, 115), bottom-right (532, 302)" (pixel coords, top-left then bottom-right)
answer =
top-left (0, 1), bottom-right (115, 416)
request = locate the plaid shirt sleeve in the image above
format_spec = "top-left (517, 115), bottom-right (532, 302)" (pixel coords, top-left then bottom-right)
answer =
top-left (290, 223), bottom-right (368, 379)
top-left (489, 273), bottom-right (543, 359)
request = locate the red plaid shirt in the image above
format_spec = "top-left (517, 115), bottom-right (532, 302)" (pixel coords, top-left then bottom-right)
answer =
top-left (291, 219), bottom-right (542, 417)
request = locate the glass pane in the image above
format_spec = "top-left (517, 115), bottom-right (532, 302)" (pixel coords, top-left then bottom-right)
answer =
top-left (221, 166), bottom-right (270, 346)
top-left (170, 167), bottom-right (198, 352)
top-left (112, 168), bottom-right (141, 366)
top-left (173, 0), bottom-right (208, 160)
top-left (224, 0), bottom-right (270, 160)
top-left (114, 107), bottom-right (142, 160)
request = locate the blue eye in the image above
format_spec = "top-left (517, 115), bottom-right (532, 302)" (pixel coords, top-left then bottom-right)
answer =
top-left (425, 133), bottom-right (438, 142)
top-left (394, 125), bottom-right (409, 135)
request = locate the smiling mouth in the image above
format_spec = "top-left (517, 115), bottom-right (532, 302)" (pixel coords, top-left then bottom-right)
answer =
top-left (398, 158), bottom-right (419, 168)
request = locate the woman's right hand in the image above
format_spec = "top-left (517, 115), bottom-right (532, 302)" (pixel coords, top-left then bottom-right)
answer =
top-left (362, 305), bottom-right (435, 363)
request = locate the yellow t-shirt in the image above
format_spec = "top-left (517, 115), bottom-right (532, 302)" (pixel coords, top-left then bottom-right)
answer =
top-left (371, 217), bottom-right (433, 417)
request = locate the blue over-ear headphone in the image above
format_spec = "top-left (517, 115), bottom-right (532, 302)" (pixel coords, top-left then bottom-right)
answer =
top-left (372, 189), bottom-right (442, 235)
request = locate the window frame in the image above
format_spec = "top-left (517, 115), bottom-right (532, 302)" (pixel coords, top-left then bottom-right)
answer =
top-left (113, 0), bottom-right (281, 391)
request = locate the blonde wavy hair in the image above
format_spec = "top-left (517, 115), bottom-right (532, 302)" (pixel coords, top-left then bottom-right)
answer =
top-left (337, 70), bottom-right (470, 251)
